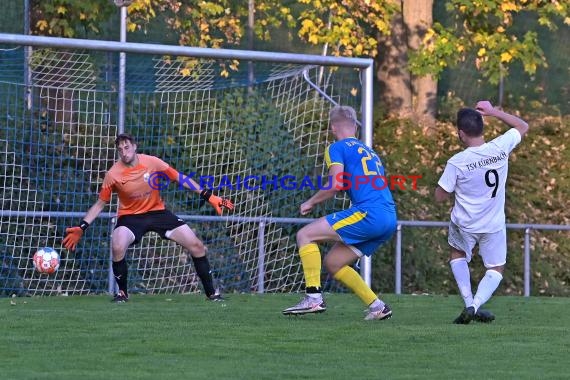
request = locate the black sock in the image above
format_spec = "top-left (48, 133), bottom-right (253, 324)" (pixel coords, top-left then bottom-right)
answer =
top-left (306, 286), bottom-right (322, 294)
top-left (112, 258), bottom-right (128, 296)
top-left (192, 255), bottom-right (215, 297)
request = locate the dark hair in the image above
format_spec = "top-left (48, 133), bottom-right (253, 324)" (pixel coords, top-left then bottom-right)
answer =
top-left (456, 108), bottom-right (483, 137)
top-left (114, 133), bottom-right (136, 146)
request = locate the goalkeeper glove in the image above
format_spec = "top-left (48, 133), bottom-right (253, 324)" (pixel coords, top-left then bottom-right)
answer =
top-left (62, 220), bottom-right (89, 251)
top-left (200, 189), bottom-right (234, 215)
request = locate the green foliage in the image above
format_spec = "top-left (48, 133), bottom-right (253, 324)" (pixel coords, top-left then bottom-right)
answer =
top-left (297, 0), bottom-right (397, 57)
top-left (372, 111), bottom-right (570, 296)
top-left (410, 0), bottom-right (570, 84)
top-left (30, 0), bottom-right (115, 37)
top-left (127, 0), bottom-right (294, 48)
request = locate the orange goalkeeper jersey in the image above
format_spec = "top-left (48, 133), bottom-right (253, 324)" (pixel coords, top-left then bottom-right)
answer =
top-left (99, 154), bottom-right (178, 217)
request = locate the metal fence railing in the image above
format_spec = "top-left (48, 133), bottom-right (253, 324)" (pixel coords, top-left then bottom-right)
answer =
top-left (162, 216), bottom-right (570, 297)
top-left (394, 221), bottom-right (570, 297)
top-left (2, 209), bottom-right (569, 297)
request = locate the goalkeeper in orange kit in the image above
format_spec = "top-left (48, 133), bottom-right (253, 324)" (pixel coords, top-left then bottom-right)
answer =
top-left (63, 133), bottom-right (234, 303)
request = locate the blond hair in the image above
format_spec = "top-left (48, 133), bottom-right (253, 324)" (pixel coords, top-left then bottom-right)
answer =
top-left (329, 105), bottom-right (357, 127)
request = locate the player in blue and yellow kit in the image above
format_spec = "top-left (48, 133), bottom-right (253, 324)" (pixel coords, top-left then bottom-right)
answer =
top-left (282, 105), bottom-right (397, 320)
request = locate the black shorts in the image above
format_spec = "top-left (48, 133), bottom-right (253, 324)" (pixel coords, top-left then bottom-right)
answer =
top-left (114, 209), bottom-right (186, 245)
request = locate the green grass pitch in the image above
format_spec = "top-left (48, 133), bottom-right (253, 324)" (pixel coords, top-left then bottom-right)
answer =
top-left (2, 293), bottom-right (569, 379)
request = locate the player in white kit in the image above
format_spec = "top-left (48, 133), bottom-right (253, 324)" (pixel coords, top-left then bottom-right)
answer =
top-left (435, 100), bottom-right (529, 324)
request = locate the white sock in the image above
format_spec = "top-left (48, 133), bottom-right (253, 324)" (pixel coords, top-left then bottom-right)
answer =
top-left (472, 270), bottom-right (503, 312)
top-left (369, 299), bottom-right (385, 311)
top-left (307, 293), bottom-right (322, 300)
top-left (450, 258), bottom-right (473, 307)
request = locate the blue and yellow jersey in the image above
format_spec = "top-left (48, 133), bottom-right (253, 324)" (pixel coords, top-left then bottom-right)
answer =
top-left (325, 137), bottom-right (395, 210)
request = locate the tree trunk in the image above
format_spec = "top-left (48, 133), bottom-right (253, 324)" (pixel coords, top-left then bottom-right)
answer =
top-left (376, 1), bottom-right (412, 119)
top-left (376, 0), bottom-right (438, 131)
top-left (403, 0), bottom-right (437, 130)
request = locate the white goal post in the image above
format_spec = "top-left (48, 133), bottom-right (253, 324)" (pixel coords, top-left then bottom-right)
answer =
top-left (0, 32), bottom-right (374, 296)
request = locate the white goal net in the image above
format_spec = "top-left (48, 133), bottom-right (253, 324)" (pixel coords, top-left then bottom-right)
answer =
top-left (0, 44), bottom-right (366, 296)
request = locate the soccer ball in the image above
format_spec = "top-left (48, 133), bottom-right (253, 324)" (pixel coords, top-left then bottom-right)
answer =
top-left (33, 247), bottom-right (60, 274)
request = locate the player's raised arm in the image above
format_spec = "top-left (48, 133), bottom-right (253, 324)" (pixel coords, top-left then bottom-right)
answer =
top-left (475, 100), bottom-right (529, 138)
top-left (62, 198), bottom-right (108, 251)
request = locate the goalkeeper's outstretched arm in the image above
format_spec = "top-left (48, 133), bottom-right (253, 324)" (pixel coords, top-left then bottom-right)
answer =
top-left (82, 199), bottom-right (108, 225)
top-left (62, 199), bottom-right (108, 251)
top-left (170, 169), bottom-right (234, 216)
